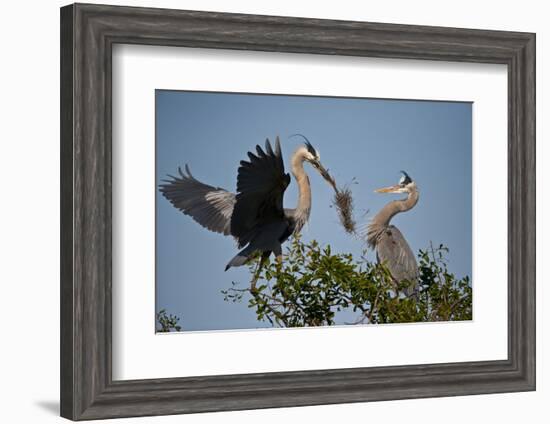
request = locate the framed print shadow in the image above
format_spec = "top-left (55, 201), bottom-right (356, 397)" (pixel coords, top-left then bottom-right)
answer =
top-left (60, 3), bottom-right (535, 421)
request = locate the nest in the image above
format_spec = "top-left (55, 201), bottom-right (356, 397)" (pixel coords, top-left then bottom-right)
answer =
top-left (319, 168), bottom-right (357, 235)
top-left (332, 187), bottom-right (356, 234)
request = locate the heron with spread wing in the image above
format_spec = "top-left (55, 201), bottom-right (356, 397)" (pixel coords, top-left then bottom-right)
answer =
top-left (365, 171), bottom-right (420, 296)
top-left (159, 136), bottom-right (332, 271)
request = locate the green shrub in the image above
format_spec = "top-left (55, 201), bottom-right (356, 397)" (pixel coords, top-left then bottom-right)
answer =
top-left (156, 309), bottom-right (182, 332)
top-left (222, 235), bottom-right (472, 327)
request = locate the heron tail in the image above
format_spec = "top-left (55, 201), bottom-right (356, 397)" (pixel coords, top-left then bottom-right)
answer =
top-left (225, 245), bottom-right (257, 271)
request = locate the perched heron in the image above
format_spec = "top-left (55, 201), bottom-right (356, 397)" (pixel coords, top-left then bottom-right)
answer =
top-left (159, 136), bottom-right (332, 271)
top-left (365, 171), bottom-right (420, 296)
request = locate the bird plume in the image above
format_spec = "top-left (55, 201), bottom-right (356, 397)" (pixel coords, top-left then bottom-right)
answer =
top-left (399, 170), bottom-right (413, 185)
top-left (289, 133), bottom-right (319, 158)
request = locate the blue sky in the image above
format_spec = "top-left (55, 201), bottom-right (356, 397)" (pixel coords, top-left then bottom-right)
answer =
top-left (156, 90), bottom-right (472, 331)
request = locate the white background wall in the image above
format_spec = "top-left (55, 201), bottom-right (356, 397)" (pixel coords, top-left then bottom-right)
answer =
top-left (0, 0), bottom-right (546, 422)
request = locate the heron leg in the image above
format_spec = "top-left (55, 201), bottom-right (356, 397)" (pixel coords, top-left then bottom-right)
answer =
top-left (273, 244), bottom-right (283, 269)
top-left (250, 251), bottom-right (270, 293)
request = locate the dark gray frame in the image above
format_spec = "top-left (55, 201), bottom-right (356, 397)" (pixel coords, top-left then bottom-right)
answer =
top-left (60, 3), bottom-right (536, 421)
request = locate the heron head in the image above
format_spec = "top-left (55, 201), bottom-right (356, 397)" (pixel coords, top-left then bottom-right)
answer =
top-left (375, 171), bottom-right (416, 194)
top-left (303, 140), bottom-right (322, 167)
top-left (303, 143), bottom-right (337, 187)
top-left (290, 134), bottom-right (334, 185)
top-left (291, 134), bottom-right (321, 164)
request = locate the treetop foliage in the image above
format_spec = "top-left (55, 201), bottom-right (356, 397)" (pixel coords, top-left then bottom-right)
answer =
top-left (156, 308), bottom-right (182, 333)
top-left (222, 235), bottom-right (472, 327)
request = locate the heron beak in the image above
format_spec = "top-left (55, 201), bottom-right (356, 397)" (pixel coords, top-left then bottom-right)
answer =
top-left (311, 160), bottom-right (337, 190)
top-left (374, 184), bottom-right (404, 194)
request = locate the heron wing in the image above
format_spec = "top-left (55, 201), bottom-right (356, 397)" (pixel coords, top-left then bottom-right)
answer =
top-left (231, 137), bottom-right (291, 247)
top-left (376, 225), bottom-right (418, 282)
top-left (159, 165), bottom-right (236, 236)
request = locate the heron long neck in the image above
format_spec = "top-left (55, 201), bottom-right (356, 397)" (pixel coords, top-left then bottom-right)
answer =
top-left (366, 188), bottom-right (419, 248)
top-left (291, 152), bottom-right (312, 233)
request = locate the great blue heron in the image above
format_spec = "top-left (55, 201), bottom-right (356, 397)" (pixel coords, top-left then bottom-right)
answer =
top-left (159, 136), bottom-right (332, 271)
top-left (365, 171), bottom-right (420, 296)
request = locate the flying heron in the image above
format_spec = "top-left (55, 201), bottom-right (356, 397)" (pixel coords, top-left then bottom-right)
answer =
top-left (365, 171), bottom-right (420, 296)
top-left (159, 136), bottom-right (332, 271)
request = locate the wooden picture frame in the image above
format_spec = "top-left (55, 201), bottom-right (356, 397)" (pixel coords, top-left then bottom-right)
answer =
top-left (60, 3), bottom-right (535, 420)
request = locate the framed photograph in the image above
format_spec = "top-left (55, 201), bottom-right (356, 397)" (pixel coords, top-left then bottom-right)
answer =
top-left (60, 3), bottom-right (535, 420)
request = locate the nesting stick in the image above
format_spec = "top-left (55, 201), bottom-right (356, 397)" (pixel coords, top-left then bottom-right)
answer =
top-left (320, 171), bottom-right (357, 235)
top-left (333, 187), bottom-right (356, 234)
